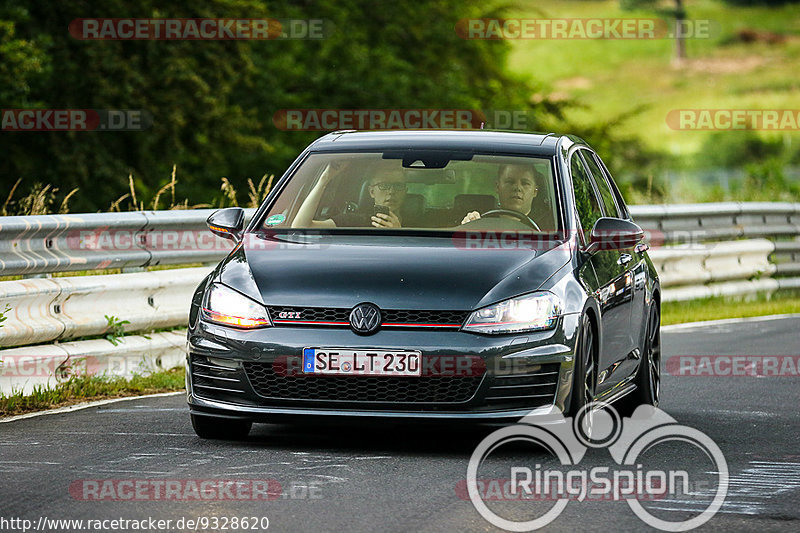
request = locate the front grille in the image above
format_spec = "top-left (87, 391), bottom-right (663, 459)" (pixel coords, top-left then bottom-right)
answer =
top-left (382, 310), bottom-right (467, 326)
top-left (268, 306), bottom-right (468, 329)
top-left (243, 360), bottom-right (484, 404)
top-left (484, 363), bottom-right (561, 408)
top-left (270, 306), bottom-right (349, 325)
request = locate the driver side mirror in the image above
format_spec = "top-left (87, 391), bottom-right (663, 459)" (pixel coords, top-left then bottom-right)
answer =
top-left (588, 217), bottom-right (643, 252)
top-left (207, 207), bottom-right (245, 241)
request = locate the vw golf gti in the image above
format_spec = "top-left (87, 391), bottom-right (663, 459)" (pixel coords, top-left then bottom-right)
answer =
top-left (186, 130), bottom-right (661, 439)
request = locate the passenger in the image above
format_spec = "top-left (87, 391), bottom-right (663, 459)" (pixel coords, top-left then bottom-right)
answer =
top-left (293, 163), bottom-right (408, 228)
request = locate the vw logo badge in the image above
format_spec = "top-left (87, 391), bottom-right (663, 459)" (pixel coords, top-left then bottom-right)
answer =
top-left (349, 303), bottom-right (382, 334)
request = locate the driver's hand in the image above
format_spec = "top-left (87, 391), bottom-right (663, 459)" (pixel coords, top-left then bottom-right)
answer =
top-left (371, 211), bottom-right (402, 228)
top-left (461, 211), bottom-right (481, 224)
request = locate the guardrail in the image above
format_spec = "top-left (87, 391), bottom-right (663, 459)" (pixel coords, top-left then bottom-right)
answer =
top-left (629, 202), bottom-right (800, 242)
top-left (2, 203), bottom-right (799, 275)
top-left (0, 209), bottom-right (255, 276)
top-left (2, 203), bottom-right (800, 396)
top-left (0, 268), bottom-right (209, 347)
top-left (0, 331), bottom-right (187, 396)
top-left (627, 202), bottom-right (800, 300)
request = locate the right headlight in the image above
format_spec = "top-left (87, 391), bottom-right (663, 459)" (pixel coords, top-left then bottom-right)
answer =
top-left (462, 292), bottom-right (561, 334)
top-left (202, 283), bottom-right (271, 329)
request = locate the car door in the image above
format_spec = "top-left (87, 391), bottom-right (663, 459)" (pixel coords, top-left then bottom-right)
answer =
top-left (591, 151), bottom-right (650, 367)
top-left (570, 151), bottom-right (634, 396)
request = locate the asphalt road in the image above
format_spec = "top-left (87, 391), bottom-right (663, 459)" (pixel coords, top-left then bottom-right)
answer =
top-left (1, 316), bottom-right (799, 533)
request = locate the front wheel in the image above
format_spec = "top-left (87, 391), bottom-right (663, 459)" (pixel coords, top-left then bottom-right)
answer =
top-left (191, 414), bottom-right (252, 440)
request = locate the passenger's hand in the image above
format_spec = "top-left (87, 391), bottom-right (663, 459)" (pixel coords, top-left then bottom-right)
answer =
top-left (318, 161), bottom-right (346, 187)
top-left (461, 211), bottom-right (481, 224)
top-left (371, 211), bottom-right (402, 228)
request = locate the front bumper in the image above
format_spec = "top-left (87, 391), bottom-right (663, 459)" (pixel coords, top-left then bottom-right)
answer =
top-left (186, 313), bottom-right (581, 423)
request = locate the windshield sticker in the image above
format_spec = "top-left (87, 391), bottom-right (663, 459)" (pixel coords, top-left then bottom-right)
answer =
top-left (265, 214), bottom-right (286, 226)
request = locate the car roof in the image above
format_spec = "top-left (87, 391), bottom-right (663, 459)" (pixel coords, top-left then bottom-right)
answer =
top-left (307, 130), bottom-right (588, 156)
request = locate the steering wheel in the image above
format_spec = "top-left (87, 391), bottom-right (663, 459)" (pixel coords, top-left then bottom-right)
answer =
top-left (480, 209), bottom-right (541, 231)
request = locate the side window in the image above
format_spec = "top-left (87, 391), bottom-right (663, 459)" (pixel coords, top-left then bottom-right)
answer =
top-left (580, 150), bottom-right (620, 218)
top-left (570, 155), bottom-right (603, 242)
top-left (592, 152), bottom-right (629, 218)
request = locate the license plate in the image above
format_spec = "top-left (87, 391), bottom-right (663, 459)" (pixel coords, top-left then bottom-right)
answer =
top-left (302, 348), bottom-right (421, 377)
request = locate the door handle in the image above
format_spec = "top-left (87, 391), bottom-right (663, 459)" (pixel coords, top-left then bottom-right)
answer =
top-left (617, 253), bottom-right (632, 266)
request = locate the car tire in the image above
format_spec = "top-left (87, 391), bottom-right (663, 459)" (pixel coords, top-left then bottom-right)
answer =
top-left (191, 414), bottom-right (252, 440)
top-left (619, 304), bottom-right (661, 415)
top-left (569, 313), bottom-right (596, 417)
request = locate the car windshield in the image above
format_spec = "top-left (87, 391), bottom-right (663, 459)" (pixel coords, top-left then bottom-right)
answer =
top-left (260, 151), bottom-right (559, 233)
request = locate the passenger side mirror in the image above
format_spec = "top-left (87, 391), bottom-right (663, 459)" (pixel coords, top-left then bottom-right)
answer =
top-left (588, 217), bottom-right (643, 252)
top-left (207, 207), bottom-right (245, 241)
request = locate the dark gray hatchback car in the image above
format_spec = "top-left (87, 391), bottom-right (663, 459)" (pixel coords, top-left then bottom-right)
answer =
top-left (186, 130), bottom-right (661, 439)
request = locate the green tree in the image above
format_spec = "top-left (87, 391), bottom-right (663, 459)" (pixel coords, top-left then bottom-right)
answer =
top-left (1, 0), bottom-right (549, 211)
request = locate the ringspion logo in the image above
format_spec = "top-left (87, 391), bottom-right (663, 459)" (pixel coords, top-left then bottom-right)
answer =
top-left (466, 403), bottom-right (728, 531)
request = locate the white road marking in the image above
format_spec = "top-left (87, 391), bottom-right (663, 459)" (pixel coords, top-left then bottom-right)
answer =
top-left (646, 461), bottom-right (800, 516)
top-left (0, 391), bottom-right (184, 423)
top-left (663, 313), bottom-right (800, 332)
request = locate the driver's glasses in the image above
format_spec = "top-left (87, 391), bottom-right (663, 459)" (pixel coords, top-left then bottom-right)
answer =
top-left (371, 182), bottom-right (407, 192)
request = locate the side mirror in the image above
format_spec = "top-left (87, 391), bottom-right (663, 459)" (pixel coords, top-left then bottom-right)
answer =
top-left (588, 217), bottom-right (644, 252)
top-left (207, 207), bottom-right (245, 241)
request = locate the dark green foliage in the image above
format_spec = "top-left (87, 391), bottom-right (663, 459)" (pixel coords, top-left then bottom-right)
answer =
top-left (1, 0), bottom-right (543, 211)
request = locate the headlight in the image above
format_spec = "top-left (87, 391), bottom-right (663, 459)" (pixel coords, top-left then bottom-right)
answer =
top-left (202, 283), bottom-right (271, 329)
top-left (462, 292), bottom-right (561, 334)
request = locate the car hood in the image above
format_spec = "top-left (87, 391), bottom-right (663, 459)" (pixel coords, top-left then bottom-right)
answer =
top-left (217, 232), bottom-right (571, 311)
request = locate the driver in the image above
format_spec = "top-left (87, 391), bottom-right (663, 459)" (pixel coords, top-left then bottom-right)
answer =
top-left (292, 163), bottom-right (407, 228)
top-left (460, 164), bottom-right (540, 225)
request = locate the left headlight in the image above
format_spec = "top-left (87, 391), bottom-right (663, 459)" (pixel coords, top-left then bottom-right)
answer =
top-left (462, 292), bottom-right (561, 334)
top-left (201, 283), bottom-right (271, 329)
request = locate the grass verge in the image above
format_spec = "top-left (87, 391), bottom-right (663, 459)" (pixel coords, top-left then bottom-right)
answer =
top-left (662, 289), bottom-right (800, 325)
top-left (0, 367), bottom-right (185, 418)
top-left (508, 0), bottom-right (800, 157)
